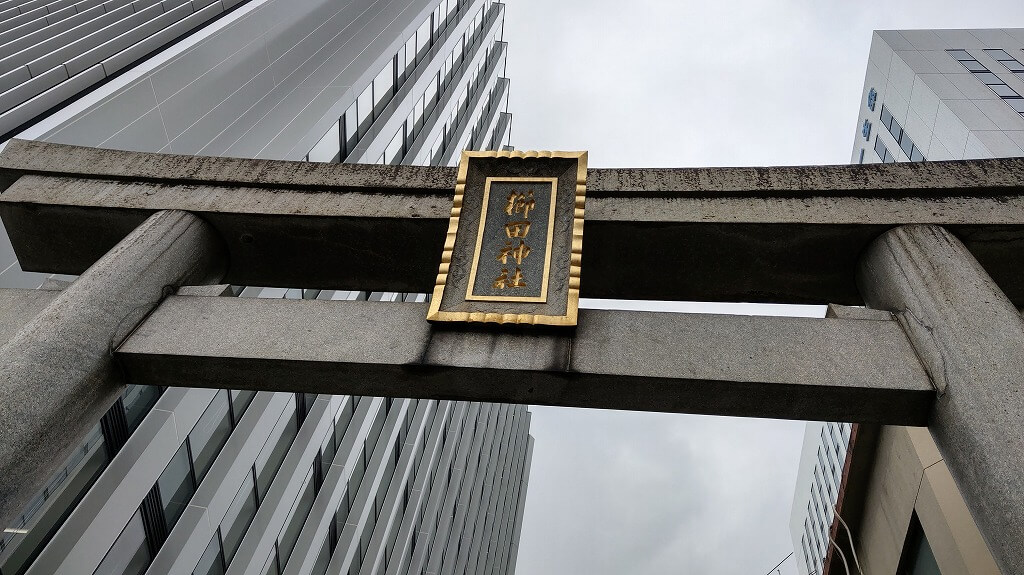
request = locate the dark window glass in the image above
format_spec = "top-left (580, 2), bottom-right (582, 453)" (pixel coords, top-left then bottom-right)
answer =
top-left (231, 390), bottom-right (257, 423)
top-left (901, 134), bottom-right (915, 158)
top-left (194, 534), bottom-right (225, 575)
top-left (880, 106), bottom-right (893, 130)
top-left (974, 72), bottom-right (1002, 84)
top-left (890, 122), bottom-right (903, 144)
top-left (220, 474), bottom-right (257, 564)
top-left (123, 386), bottom-right (160, 433)
top-left (158, 443), bottom-right (195, 531)
top-left (256, 401), bottom-right (298, 501)
top-left (884, 147), bottom-right (895, 163)
top-left (343, 106), bottom-right (357, 157)
top-left (962, 59), bottom-right (988, 72)
top-left (321, 429), bottom-right (337, 466)
top-left (94, 510), bottom-right (150, 575)
top-left (311, 535), bottom-right (332, 575)
top-left (911, 146), bottom-right (925, 162)
top-left (1006, 98), bottom-right (1024, 113)
top-left (991, 83), bottom-right (1019, 98)
top-left (335, 399), bottom-right (355, 447)
top-left (278, 469), bottom-right (316, 569)
top-left (261, 551), bottom-right (280, 575)
top-left (190, 391), bottom-right (233, 484)
top-left (947, 49), bottom-right (972, 60)
top-left (984, 48), bottom-right (1012, 60)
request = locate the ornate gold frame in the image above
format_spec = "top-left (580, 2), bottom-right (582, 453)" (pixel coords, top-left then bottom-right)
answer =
top-left (426, 150), bottom-right (588, 326)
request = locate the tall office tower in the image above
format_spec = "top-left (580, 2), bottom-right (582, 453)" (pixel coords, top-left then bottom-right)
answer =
top-left (790, 28), bottom-right (1024, 575)
top-left (788, 422), bottom-right (851, 575)
top-left (0, 2), bottom-right (532, 575)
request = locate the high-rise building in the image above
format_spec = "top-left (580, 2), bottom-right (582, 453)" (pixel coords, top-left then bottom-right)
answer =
top-left (788, 422), bottom-right (851, 575)
top-left (790, 27), bottom-right (1024, 575)
top-left (0, 2), bottom-right (531, 575)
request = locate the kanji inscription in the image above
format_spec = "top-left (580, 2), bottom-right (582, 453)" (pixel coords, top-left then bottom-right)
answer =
top-left (427, 151), bottom-right (587, 326)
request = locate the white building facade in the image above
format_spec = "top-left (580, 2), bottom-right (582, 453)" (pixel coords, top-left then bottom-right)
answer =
top-left (792, 27), bottom-right (1024, 575)
top-left (0, 2), bottom-right (530, 575)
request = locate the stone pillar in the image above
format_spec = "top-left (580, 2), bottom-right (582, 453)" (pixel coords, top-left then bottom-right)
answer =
top-left (0, 210), bottom-right (226, 528)
top-left (858, 224), bottom-right (1024, 575)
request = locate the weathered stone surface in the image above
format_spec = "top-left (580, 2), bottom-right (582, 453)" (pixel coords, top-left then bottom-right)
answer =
top-left (0, 288), bottom-right (57, 344)
top-left (116, 296), bottom-right (934, 424)
top-left (5, 141), bottom-right (1024, 304)
top-left (858, 224), bottom-right (1024, 575)
top-left (0, 210), bottom-right (226, 529)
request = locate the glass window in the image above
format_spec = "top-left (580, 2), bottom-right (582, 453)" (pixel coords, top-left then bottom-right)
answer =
top-left (879, 106), bottom-right (893, 130)
top-left (158, 443), bottom-right (195, 531)
top-left (1005, 60), bottom-right (1024, 72)
top-left (430, 132), bottom-right (444, 163)
top-left (310, 535), bottom-right (332, 575)
top-left (984, 48), bottom-right (1012, 60)
top-left (278, 468), bottom-right (315, 569)
top-left (231, 390), bottom-right (257, 423)
top-left (974, 71), bottom-right (1002, 84)
top-left (94, 510), bottom-right (150, 575)
top-left (260, 550), bottom-right (280, 575)
top-left (415, 18), bottom-right (431, 60)
top-left (256, 401), bottom-right (298, 501)
top-left (384, 130), bottom-right (403, 164)
top-left (961, 59), bottom-right (988, 72)
top-left (888, 117), bottom-right (902, 141)
top-left (321, 427), bottom-right (336, 466)
top-left (220, 473), bottom-right (257, 564)
top-left (308, 121), bottom-right (341, 163)
top-left (343, 105), bottom-right (357, 156)
top-left (424, 74), bottom-right (438, 115)
top-left (431, 4), bottom-right (441, 38)
top-left (123, 385), bottom-right (160, 433)
top-left (1006, 97), bottom-right (1024, 113)
top-left (991, 83), bottom-right (1019, 98)
top-left (194, 534), bottom-right (225, 575)
top-left (357, 84), bottom-right (374, 137)
top-left (335, 399), bottom-right (355, 447)
top-left (373, 59), bottom-right (395, 113)
top-left (404, 36), bottom-right (417, 75)
top-left (900, 134), bottom-right (914, 159)
top-left (908, 532), bottom-right (941, 575)
top-left (947, 49), bottom-right (973, 61)
top-left (190, 391), bottom-right (232, 484)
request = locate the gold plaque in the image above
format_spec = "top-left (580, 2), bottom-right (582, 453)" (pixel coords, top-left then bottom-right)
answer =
top-left (427, 150), bottom-right (587, 325)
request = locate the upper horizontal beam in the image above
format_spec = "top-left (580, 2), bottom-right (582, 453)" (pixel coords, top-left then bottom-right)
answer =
top-left (4, 140), bottom-right (1024, 304)
top-left (115, 296), bottom-right (934, 425)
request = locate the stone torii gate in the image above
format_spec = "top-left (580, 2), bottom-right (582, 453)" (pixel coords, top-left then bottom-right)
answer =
top-left (0, 139), bottom-right (1022, 573)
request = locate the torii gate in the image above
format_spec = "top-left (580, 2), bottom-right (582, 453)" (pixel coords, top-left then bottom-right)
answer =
top-left (0, 139), bottom-right (1022, 573)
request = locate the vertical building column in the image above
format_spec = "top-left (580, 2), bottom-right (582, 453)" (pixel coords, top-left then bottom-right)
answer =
top-left (0, 210), bottom-right (226, 529)
top-left (857, 224), bottom-right (1024, 575)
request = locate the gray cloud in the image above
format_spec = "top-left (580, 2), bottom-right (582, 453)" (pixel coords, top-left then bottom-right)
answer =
top-left (502, 1), bottom-right (1024, 574)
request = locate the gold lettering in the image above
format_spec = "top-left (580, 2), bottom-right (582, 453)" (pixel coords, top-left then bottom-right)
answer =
top-left (505, 190), bottom-right (536, 218)
top-left (493, 268), bottom-right (526, 289)
top-left (504, 220), bottom-right (531, 239)
top-left (497, 240), bottom-right (530, 265)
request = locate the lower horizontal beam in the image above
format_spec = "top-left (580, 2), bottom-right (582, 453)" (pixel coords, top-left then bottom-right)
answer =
top-left (116, 297), bottom-right (935, 424)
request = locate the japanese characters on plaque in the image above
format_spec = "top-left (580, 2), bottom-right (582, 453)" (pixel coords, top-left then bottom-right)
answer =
top-left (427, 151), bottom-right (587, 326)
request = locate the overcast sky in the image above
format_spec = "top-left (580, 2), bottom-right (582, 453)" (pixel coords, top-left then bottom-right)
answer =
top-left (502, 2), bottom-right (1024, 574)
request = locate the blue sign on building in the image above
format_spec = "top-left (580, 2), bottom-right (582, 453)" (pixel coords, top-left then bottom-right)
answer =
top-left (867, 88), bottom-right (877, 111)
top-left (862, 119), bottom-right (872, 140)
